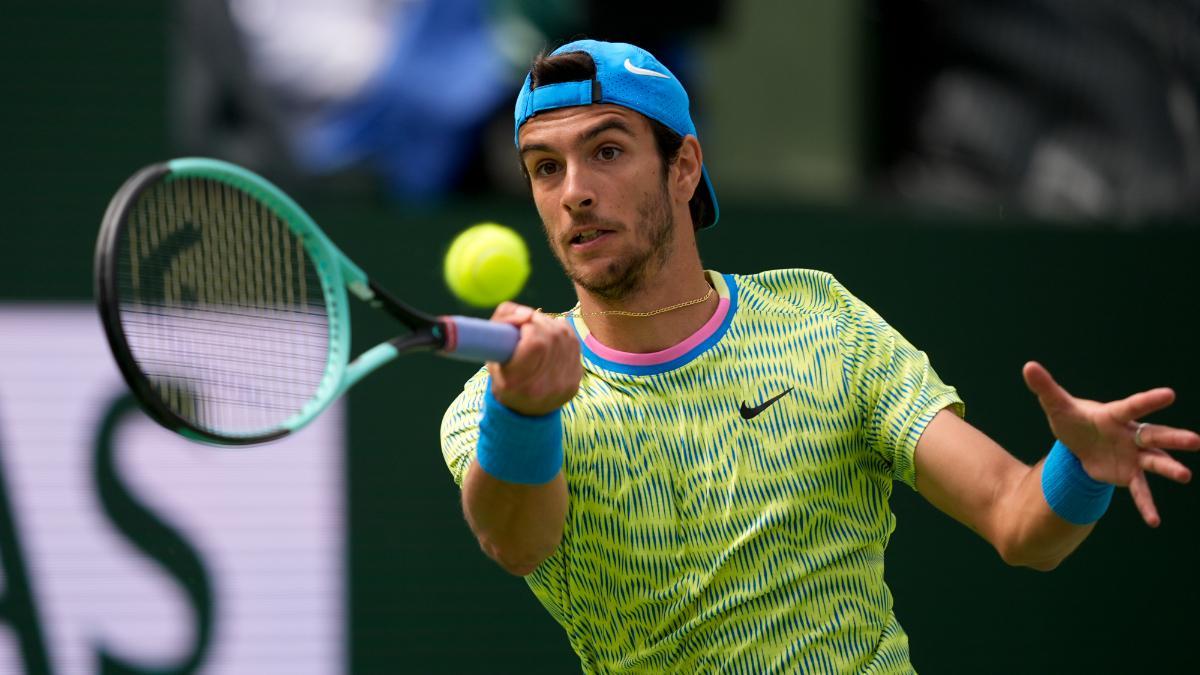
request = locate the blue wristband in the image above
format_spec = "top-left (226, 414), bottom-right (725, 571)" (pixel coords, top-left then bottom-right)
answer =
top-left (476, 385), bottom-right (563, 484)
top-left (1041, 440), bottom-right (1115, 525)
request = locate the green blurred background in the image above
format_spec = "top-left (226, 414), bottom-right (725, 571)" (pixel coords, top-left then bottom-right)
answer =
top-left (2, 2), bottom-right (1197, 673)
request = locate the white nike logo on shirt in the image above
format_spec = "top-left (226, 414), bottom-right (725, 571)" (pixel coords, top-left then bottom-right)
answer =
top-left (623, 58), bottom-right (670, 79)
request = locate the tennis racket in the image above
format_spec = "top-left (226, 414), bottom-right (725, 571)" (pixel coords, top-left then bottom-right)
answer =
top-left (94, 157), bottom-right (519, 446)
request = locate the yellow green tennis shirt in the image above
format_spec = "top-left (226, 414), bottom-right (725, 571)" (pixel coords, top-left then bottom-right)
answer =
top-left (441, 269), bottom-right (963, 673)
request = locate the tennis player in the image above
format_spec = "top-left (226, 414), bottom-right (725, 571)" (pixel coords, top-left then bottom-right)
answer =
top-left (441, 39), bottom-right (1199, 672)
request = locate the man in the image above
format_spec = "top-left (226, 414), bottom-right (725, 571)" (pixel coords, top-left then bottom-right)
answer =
top-left (440, 40), bottom-right (1198, 672)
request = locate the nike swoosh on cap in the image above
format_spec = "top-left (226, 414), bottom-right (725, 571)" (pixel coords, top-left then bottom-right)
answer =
top-left (623, 58), bottom-right (670, 79)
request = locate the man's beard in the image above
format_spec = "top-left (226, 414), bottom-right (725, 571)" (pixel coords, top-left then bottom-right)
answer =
top-left (546, 181), bottom-right (675, 301)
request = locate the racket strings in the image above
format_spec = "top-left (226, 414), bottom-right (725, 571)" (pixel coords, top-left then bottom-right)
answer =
top-left (120, 309), bottom-right (328, 338)
top-left (117, 176), bottom-right (332, 436)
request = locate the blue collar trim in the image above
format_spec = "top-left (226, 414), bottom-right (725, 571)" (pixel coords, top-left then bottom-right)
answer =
top-left (568, 273), bottom-right (738, 376)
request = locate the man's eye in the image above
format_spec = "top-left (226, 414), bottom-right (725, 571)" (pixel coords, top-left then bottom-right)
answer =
top-left (534, 161), bottom-right (559, 177)
top-left (597, 146), bottom-right (622, 161)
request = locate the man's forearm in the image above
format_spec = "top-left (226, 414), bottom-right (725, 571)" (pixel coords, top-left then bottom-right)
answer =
top-left (915, 411), bottom-right (1104, 572)
top-left (996, 459), bottom-right (1097, 571)
top-left (462, 459), bottom-right (568, 576)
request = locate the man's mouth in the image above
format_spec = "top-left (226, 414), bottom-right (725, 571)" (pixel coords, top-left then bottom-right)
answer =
top-left (569, 229), bottom-right (613, 247)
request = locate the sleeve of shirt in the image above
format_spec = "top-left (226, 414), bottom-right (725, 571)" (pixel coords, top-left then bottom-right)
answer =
top-left (833, 280), bottom-right (965, 490)
top-left (439, 366), bottom-right (490, 487)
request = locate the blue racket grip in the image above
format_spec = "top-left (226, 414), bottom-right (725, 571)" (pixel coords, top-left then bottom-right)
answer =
top-left (441, 316), bottom-right (519, 363)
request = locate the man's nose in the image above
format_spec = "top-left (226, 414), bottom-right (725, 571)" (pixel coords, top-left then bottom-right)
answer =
top-left (561, 164), bottom-right (596, 214)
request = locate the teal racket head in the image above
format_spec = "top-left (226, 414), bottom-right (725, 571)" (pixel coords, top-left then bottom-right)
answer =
top-left (94, 158), bottom-right (357, 445)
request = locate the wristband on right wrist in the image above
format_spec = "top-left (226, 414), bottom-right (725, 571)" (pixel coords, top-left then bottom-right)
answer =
top-left (476, 384), bottom-right (563, 485)
top-left (1040, 440), bottom-right (1115, 525)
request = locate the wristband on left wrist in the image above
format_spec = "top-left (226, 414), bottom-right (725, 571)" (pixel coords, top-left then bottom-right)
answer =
top-left (1040, 440), bottom-right (1115, 525)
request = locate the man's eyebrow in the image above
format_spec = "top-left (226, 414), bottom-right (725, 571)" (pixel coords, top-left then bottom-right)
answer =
top-left (518, 142), bottom-right (554, 159)
top-left (579, 118), bottom-right (634, 143)
top-left (518, 118), bottom-right (636, 159)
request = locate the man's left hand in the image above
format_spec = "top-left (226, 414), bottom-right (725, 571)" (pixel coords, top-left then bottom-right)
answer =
top-left (1024, 361), bottom-right (1200, 527)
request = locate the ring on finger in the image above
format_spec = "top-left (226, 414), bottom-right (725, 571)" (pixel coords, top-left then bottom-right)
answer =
top-left (1134, 422), bottom-right (1150, 449)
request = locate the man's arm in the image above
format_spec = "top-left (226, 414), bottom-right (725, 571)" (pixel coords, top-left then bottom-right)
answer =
top-left (463, 460), bottom-right (568, 576)
top-left (915, 409), bottom-right (1095, 570)
top-left (460, 303), bottom-right (581, 576)
top-left (914, 361), bottom-right (1199, 571)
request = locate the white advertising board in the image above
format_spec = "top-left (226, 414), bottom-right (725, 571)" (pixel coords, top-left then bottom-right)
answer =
top-left (0, 306), bottom-right (344, 674)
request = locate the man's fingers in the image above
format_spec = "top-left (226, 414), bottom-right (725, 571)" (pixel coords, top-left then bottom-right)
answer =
top-left (1128, 471), bottom-right (1161, 528)
top-left (1136, 423), bottom-right (1200, 452)
top-left (1138, 448), bottom-right (1193, 484)
top-left (512, 321), bottom-right (550, 371)
top-left (492, 308), bottom-right (580, 414)
top-left (1110, 387), bottom-right (1175, 423)
top-left (490, 301), bottom-right (536, 325)
top-left (528, 307), bottom-right (566, 331)
top-left (1022, 361), bottom-right (1075, 415)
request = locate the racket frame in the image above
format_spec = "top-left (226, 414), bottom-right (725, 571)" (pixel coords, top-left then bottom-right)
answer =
top-left (95, 158), bottom-right (446, 445)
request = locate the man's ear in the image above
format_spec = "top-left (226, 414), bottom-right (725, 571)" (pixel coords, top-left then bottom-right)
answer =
top-left (672, 135), bottom-right (704, 203)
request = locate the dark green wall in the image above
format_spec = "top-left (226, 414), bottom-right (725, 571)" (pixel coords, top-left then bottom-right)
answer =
top-left (3, 4), bottom-right (1197, 673)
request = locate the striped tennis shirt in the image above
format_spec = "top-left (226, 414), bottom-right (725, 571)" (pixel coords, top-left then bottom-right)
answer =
top-left (441, 269), bottom-right (963, 673)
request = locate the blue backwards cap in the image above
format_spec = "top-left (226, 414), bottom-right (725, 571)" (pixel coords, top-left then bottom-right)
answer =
top-left (514, 40), bottom-right (719, 229)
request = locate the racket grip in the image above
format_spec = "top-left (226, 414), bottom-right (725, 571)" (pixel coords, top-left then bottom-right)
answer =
top-left (441, 316), bottom-right (520, 363)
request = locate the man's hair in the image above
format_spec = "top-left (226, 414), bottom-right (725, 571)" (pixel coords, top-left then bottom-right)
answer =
top-left (525, 51), bottom-right (710, 230)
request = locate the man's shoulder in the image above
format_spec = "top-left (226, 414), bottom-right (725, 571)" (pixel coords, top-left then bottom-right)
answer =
top-left (730, 268), bottom-right (860, 320)
top-left (441, 366), bottom-right (490, 420)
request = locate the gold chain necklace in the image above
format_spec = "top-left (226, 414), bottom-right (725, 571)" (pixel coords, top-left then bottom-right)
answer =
top-left (543, 286), bottom-right (714, 318)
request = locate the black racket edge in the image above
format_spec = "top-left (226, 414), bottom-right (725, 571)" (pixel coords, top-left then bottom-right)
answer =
top-left (366, 283), bottom-right (519, 363)
top-left (94, 162), bottom-right (289, 446)
top-left (364, 279), bottom-right (456, 354)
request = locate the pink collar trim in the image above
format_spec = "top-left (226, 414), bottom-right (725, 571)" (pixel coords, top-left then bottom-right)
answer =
top-left (576, 271), bottom-right (730, 367)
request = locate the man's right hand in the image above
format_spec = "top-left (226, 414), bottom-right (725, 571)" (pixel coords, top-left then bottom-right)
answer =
top-left (487, 302), bottom-right (582, 416)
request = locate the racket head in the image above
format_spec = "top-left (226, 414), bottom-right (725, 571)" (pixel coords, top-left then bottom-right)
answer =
top-left (95, 158), bottom-right (356, 445)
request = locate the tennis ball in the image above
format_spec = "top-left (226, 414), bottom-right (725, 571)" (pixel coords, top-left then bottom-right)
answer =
top-left (444, 223), bottom-right (530, 308)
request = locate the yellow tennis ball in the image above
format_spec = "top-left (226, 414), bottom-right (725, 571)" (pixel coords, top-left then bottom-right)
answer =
top-left (444, 223), bottom-right (530, 308)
